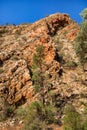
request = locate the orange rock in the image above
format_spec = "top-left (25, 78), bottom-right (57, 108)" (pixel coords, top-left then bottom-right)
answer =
top-left (0, 13), bottom-right (79, 105)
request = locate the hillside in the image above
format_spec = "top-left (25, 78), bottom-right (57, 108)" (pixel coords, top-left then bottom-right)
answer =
top-left (0, 13), bottom-right (87, 130)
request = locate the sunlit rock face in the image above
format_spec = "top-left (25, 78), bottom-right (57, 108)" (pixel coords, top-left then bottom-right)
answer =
top-left (1, 13), bottom-right (84, 107)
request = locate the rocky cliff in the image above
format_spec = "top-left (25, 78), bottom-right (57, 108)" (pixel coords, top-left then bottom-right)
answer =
top-left (0, 13), bottom-right (87, 129)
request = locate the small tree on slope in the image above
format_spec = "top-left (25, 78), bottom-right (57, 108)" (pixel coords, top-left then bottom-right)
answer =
top-left (75, 8), bottom-right (87, 68)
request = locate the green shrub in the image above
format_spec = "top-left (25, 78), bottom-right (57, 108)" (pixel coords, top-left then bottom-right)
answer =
top-left (23, 101), bottom-right (57, 130)
top-left (63, 105), bottom-right (82, 130)
top-left (82, 105), bottom-right (87, 130)
top-left (75, 8), bottom-right (87, 66)
top-left (83, 121), bottom-right (87, 130)
top-left (0, 97), bottom-right (16, 120)
top-left (23, 101), bottom-right (45, 130)
top-left (15, 106), bottom-right (27, 120)
top-left (80, 8), bottom-right (87, 20)
top-left (7, 104), bottom-right (16, 116)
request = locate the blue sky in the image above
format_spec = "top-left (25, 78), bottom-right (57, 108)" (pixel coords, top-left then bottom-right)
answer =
top-left (0, 0), bottom-right (87, 25)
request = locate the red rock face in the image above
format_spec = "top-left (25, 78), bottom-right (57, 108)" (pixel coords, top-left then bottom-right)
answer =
top-left (0, 13), bottom-right (79, 105)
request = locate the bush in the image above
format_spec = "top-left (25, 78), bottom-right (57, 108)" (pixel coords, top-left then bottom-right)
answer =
top-left (23, 101), bottom-right (45, 130)
top-left (63, 104), bottom-right (87, 130)
top-left (15, 106), bottom-right (27, 120)
top-left (83, 121), bottom-right (87, 130)
top-left (63, 105), bottom-right (82, 130)
top-left (82, 105), bottom-right (87, 130)
top-left (7, 104), bottom-right (16, 117)
top-left (75, 8), bottom-right (87, 66)
top-left (23, 101), bottom-right (57, 130)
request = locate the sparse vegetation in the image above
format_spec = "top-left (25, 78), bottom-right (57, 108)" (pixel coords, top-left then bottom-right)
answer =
top-left (0, 96), bottom-right (16, 121)
top-left (21, 45), bottom-right (58, 130)
top-left (15, 106), bottom-right (27, 120)
top-left (63, 105), bottom-right (82, 130)
top-left (32, 45), bottom-right (45, 94)
top-left (7, 104), bottom-right (16, 117)
top-left (65, 60), bottom-right (77, 68)
top-left (23, 101), bottom-right (57, 130)
top-left (0, 97), bottom-right (8, 121)
top-left (16, 101), bottom-right (57, 130)
top-left (82, 105), bottom-right (87, 130)
top-left (63, 104), bottom-right (87, 130)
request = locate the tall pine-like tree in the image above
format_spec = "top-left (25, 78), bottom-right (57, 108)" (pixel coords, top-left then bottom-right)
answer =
top-left (32, 44), bottom-right (46, 105)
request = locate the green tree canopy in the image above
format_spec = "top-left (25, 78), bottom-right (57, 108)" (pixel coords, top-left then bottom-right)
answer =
top-left (32, 45), bottom-right (45, 93)
top-left (63, 105), bottom-right (82, 130)
top-left (75, 8), bottom-right (87, 67)
top-left (80, 8), bottom-right (87, 20)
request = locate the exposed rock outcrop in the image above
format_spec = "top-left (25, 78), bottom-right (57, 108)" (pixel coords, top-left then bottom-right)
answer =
top-left (0, 13), bottom-right (86, 112)
top-left (0, 13), bottom-right (73, 104)
top-left (0, 12), bottom-right (87, 130)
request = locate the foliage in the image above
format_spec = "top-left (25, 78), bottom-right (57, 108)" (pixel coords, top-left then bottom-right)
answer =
top-left (63, 105), bottom-right (82, 130)
top-left (75, 8), bottom-right (87, 66)
top-left (75, 22), bottom-right (87, 65)
top-left (33, 44), bottom-right (45, 68)
top-left (6, 104), bottom-right (16, 117)
top-left (24, 45), bottom-right (58, 129)
top-left (15, 106), bottom-right (27, 120)
top-left (82, 105), bottom-right (87, 130)
top-left (0, 96), bottom-right (17, 121)
top-left (22, 45), bottom-right (58, 130)
top-left (83, 121), bottom-right (87, 130)
top-left (80, 8), bottom-right (87, 20)
top-left (32, 44), bottom-right (49, 106)
top-left (32, 45), bottom-right (45, 93)
top-left (63, 104), bottom-right (87, 130)
top-left (24, 101), bottom-right (57, 130)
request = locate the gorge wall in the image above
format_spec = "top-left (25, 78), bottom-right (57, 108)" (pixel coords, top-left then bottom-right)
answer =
top-left (0, 13), bottom-right (87, 115)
